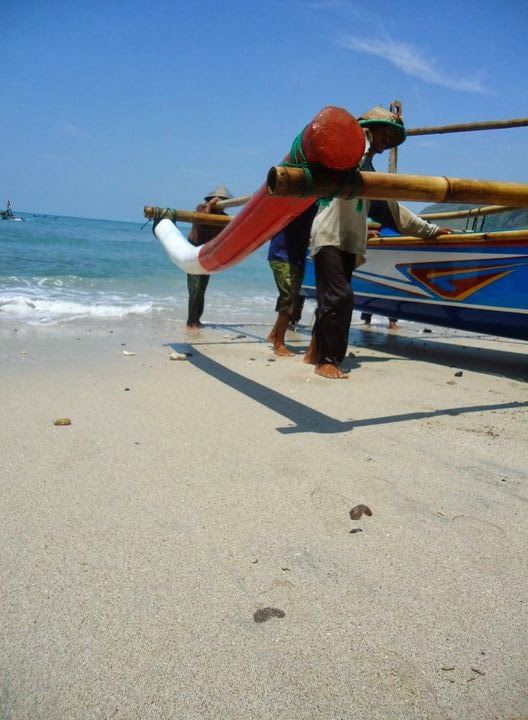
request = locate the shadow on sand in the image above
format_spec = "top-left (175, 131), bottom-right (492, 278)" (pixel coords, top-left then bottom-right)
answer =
top-left (166, 324), bottom-right (527, 435)
top-left (353, 324), bottom-right (527, 384)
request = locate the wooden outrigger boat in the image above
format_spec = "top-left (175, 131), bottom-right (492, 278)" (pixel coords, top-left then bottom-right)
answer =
top-left (146, 106), bottom-right (528, 342)
top-left (302, 227), bottom-right (528, 341)
top-left (297, 113), bottom-right (528, 342)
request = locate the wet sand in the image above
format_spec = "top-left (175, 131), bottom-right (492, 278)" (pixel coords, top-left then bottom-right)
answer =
top-left (1, 318), bottom-right (527, 719)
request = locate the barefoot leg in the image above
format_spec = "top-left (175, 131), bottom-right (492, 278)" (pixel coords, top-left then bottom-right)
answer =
top-left (303, 334), bottom-right (318, 365)
top-left (314, 363), bottom-right (348, 379)
top-left (267, 317), bottom-right (278, 343)
top-left (271, 313), bottom-right (294, 357)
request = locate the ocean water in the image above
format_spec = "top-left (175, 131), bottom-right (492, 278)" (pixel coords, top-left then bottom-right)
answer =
top-left (0, 212), bottom-right (452, 336)
top-left (0, 213), bottom-right (280, 327)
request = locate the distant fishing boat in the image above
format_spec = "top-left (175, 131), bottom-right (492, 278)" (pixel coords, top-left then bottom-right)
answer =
top-left (1, 199), bottom-right (24, 222)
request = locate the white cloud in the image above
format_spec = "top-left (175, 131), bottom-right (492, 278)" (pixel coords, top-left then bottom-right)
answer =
top-left (340, 36), bottom-right (489, 94)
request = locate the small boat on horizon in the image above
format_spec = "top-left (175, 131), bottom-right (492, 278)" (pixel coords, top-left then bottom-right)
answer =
top-left (1, 199), bottom-right (24, 222)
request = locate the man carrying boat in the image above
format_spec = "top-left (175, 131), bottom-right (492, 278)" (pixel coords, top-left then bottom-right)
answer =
top-left (186, 185), bottom-right (233, 329)
top-left (266, 203), bottom-right (318, 355)
top-left (304, 106), bottom-right (453, 379)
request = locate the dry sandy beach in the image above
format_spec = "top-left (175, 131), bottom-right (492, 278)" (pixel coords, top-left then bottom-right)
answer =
top-left (1, 316), bottom-right (527, 719)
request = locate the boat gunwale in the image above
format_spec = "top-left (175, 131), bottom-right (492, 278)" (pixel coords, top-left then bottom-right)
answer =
top-left (368, 229), bottom-right (528, 247)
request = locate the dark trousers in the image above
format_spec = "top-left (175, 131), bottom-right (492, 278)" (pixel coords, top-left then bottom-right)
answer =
top-left (187, 273), bottom-right (210, 325)
top-left (313, 246), bottom-right (356, 366)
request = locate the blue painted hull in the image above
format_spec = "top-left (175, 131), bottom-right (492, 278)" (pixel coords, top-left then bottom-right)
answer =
top-left (302, 233), bottom-right (528, 342)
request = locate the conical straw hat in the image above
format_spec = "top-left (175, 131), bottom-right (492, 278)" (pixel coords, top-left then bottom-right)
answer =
top-left (204, 185), bottom-right (233, 200)
top-left (357, 106), bottom-right (406, 148)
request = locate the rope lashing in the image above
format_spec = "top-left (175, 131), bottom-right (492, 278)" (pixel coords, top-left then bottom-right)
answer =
top-left (281, 128), bottom-right (362, 205)
top-left (141, 206), bottom-right (173, 232)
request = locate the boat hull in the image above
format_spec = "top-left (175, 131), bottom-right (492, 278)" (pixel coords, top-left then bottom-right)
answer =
top-left (302, 234), bottom-right (528, 341)
top-left (1, 214), bottom-right (23, 221)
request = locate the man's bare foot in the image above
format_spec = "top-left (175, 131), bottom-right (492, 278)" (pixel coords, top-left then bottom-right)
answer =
top-left (314, 363), bottom-right (348, 379)
top-left (388, 321), bottom-right (400, 330)
top-left (273, 344), bottom-right (294, 357)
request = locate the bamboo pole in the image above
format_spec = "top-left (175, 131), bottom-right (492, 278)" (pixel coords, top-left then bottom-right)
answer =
top-left (359, 172), bottom-right (528, 206)
top-left (143, 207), bottom-right (231, 226)
top-left (143, 196), bottom-right (251, 224)
top-left (388, 99), bottom-right (402, 173)
top-left (368, 228), bottom-right (528, 246)
top-left (215, 194), bottom-right (252, 209)
top-left (406, 117), bottom-right (528, 136)
top-left (266, 166), bottom-right (528, 207)
top-left (419, 205), bottom-right (525, 220)
top-left (144, 205), bottom-right (387, 228)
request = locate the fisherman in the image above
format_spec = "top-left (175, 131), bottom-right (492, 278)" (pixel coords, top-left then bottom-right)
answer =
top-left (304, 106), bottom-right (453, 378)
top-left (187, 185), bottom-right (232, 329)
top-left (266, 203), bottom-right (318, 356)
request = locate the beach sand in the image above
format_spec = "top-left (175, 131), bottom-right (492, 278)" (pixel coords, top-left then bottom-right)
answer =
top-left (1, 317), bottom-right (527, 719)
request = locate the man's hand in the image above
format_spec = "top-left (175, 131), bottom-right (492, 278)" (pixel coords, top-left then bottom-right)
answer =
top-left (204, 197), bottom-right (220, 214)
top-left (434, 226), bottom-right (455, 237)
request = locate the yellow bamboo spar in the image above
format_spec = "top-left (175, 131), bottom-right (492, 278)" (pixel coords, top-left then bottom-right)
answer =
top-left (143, 207), bottom-right (232, 226)
top-left (419, 205), bottom-right (525, 220)
top-left (215, 194), bottom-right (252, 209)
top-left (143, 195), bottom-right (251, 226)
top-left (266, 166), bottom-right (528, 207)
top-left (406, 117), bottom-right (528, 136)
top-left (368, 228), bottom-right (528, 246)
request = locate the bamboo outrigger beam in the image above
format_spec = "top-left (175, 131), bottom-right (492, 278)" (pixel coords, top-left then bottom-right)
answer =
top-left (143, 206), bottom-right (391, 229)
top-left (368, 228), bottom-right (528, 246)
top-left (216, 194), bottom-right (252, 209)
top-left (145, 198), bottom-right (526, 228)
top-left (406, 117), bottom-right (528, 136)
top-left (419, 204), bottom-right (525, 220)
top-left (143, 195), bottom-right (252, 226)
top-left (143, 206), bottom-right (231, 226)
top-left (266, 166), bottom-right (528, 207)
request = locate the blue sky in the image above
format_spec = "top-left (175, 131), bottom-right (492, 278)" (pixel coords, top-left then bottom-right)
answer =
top-left (2, 0), bottom-right (527, 221)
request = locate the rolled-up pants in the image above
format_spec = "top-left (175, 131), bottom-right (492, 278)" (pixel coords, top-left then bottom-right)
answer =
top-left (187, 273), bottom-right (210, 325)
top-left (313, 246), bottom-right (356, 366)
